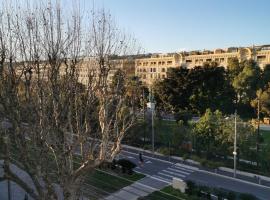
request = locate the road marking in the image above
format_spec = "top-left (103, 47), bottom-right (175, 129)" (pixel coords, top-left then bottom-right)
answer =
top-left (162, 170), bottom-right (186, 178)
top-left (146, 161), bottom-right (152, 164)
top-left (167, 167), bottom-right (190, 175)
top-left (175, 163), bottom-right (199, 171)
top-left (121, 150), bottom-right (173, 164)
top-left (158, 172), bottom-right (184, 179)
top-left (151, 175), bottom-right (171, 184)
top-left (127, 156), bottom-right (135, 159)
top-left (173, 165), bottom-right (195, 173)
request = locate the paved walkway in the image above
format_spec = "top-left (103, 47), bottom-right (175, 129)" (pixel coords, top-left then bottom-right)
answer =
top-left (104, 157), bottom-right (196, 200)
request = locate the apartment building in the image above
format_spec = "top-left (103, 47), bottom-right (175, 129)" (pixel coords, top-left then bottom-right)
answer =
top-left (135, 45), bottom-right (270, 86)
top-left (14, 56), bottom-right (135, 87)
top-left (181, 45), bottom-right (270, 69)
top-left (135, 53), bottom-right (181, 86)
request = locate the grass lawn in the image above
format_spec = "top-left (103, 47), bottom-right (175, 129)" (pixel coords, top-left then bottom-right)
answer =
top-left (261, 129), bottom-right (270, 145)
top-left (83, 169), bottom-right (145, 198)
top-left (0, 141), bottom-right (145, 200)
top-left (139, 186), bottom-right (191, 200)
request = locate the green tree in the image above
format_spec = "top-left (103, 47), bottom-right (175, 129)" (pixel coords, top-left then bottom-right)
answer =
top-left (232, 60), bottom-right (261, 104)
top-left (251, 84), bottom-right (270, 117)
top-left (188, 64), bottom-right (234, 114)
top-left (227, 57), bottom-right (243, 81)
top-left (153, 64), bottom-right (234, 115)
top-left (261, 64), bottom-right (270, 89)
top-left (231, 60), bottom-right (261, 118)
top-left (193, 109), bottom-right (256, 159)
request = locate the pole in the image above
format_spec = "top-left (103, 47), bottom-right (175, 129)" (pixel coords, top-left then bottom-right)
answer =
top-left (150, 88), bottom-right (155, 155)
top-left (151, 99), bottom-right (155, 155)
top-left (257, 98), bottom-right (260, 168)
top-left (8, 179), bottom-right (11, 200)
top-left (143, 89), bottom-right (146, 147)
top-left (233, 110), bottom-right (237, 178)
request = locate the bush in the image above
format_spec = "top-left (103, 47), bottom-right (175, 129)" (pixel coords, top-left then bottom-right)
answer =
top-left (157, 147), bottom-right (170, 155)
top-left (116, 159), bottom-right (136, 174)
top-left (183, 153), bottom-right (190, 160)
top-left (239, 193), bottom-right (258, 200)
top-left (185, 180), bottom-right (196, 195)
top-left (227, 191), bottom-right (236, 200)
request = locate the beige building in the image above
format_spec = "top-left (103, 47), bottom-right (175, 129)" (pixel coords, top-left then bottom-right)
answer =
top-left (135, 53), bottom-right (181, 86)
top-left (135, 45), bottom-right (270, 86)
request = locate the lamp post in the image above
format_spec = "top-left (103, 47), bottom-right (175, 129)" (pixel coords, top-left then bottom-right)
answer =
top-left (147, 88), bottom-right (155, 155)
top-left (256, 97), bottom-right (260, 168)
top-left (233, 110), bottom-right (237, 178)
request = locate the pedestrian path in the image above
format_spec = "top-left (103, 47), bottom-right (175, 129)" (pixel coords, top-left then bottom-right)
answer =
top-left (152, 163), bottom-right (195, 184)
top-left (104, 163), bottom-right (195, 200)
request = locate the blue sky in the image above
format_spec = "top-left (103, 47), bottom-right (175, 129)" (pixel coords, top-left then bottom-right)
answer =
top-left (86, 0), bottom-right (270, 53)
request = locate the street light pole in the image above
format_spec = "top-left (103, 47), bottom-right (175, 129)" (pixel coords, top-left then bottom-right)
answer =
top-left (147, 88), bottom-right (155, 155)
top-left (257, 97), bottom-right (260, 168)
top-left (233, 110), bottom-right (237, 178)
top-left (151, 102), bottom-right (154, 154)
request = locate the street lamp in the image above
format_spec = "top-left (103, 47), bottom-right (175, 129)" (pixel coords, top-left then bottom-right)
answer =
top-left (233, 110), bottom-right (237, 178)
top-left (147, 88), bottom-right (155, 155)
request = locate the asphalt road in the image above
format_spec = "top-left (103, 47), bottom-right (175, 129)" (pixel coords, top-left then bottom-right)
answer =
top-left (120, 147), bottom-right (270, 200)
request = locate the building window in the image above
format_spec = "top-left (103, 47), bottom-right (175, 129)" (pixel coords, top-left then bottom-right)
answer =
top-left (150, 68), bottom-right (152, 72)
top-left (257, 55), bottom-right (266, 61)
top-left (162, 68), bottom-right (165, 72)
top-left (206, 58), bottom-right (212, 62)
top-left (220, 58), bottom-right (225, 62)
top-left (150, 74), bottom-right (153, 79)
top-left (143, 75), bottom-right (146, 79)
top-left (162, 74), bottom-right (166, 79)
top-left (153, 68), bottom-right (156, 72)
top-left (167, 61), bottom-right (172, 65)
top-left (186, 60), bottom-right (192, 63)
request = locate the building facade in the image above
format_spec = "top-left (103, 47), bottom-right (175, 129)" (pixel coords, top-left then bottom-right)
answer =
top-left (135, 45), bottom-right (270, 86)
top-left (135, 53), bottom-right (181, 86)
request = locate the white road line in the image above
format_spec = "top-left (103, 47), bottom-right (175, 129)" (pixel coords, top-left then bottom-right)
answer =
top-left (175, 163), bottom-right (199, 171)
top-left (173, 165), bottom-right (195, 173)
top-left (167, 167), bottom-right (190, 175)
top-left (162, 170), bottom-right (186, 178)
top-left (121, 150), bottom-right (173, 164)
top-left (150, 175), bottom-right (171, 184)
top-left (158, 172), bottom-right (185, 179)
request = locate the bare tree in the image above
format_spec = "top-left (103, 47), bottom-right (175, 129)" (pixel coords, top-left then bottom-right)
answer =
top-left (0, 1), bottom-right (140, 199)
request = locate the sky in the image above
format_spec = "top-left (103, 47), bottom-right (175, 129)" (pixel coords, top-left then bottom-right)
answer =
top-left (71, 0), bottom-right (270, 53)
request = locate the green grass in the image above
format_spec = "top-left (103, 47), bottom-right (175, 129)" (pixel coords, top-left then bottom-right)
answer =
top-left (0, 140), bottom-right (145, 199)
top-left (261, 130), bottom-right (270, 145)
top-left (82, 168), bottom-right (145, 199)
top-left (84, 169), bottom-right (145, 194)
top-left (139, 186), bottom-right (196, 200)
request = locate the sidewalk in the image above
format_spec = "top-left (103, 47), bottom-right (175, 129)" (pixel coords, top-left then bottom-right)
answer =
top-left (104, 176), bottom-right (168, 200)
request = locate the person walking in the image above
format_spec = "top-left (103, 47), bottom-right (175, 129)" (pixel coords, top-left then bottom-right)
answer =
top-left (139, 152), bottom-right (144, 166)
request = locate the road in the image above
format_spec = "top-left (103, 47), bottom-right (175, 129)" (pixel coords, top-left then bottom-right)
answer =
top-left (119, 146), bottom-right (270, 200)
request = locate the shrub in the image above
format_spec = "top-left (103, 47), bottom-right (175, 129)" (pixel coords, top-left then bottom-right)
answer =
top-left (183, 153), bottom-right (190, 160)
top-left (116, 159), bottom-right (136, 174)
top-left (157, 147), bottom-right (170, 155)
top-left (185, 180), bottom-right (196, 195)
top-left (227, 191), bottom-right (236, 200)
top-left (239, 193), bottom-right (258, 200)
